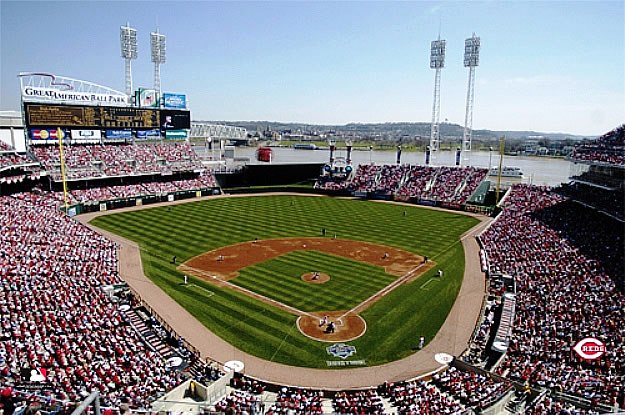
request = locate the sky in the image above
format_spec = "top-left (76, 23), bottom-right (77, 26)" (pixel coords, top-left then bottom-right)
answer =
top-left (1, 1), bottom-right (623, 136)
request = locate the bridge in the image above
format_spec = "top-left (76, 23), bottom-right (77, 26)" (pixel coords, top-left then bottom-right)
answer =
top-left (190, 122), bottom-right (250, 143)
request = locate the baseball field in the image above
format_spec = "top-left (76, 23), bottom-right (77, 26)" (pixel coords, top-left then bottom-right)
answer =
top-left (90, 195), bottom-right (479, 368)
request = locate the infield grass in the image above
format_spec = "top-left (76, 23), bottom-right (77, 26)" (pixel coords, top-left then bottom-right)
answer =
top-left (234, 250), bottom-right (396, 312)
top-left (91, 195), bottom-right (478, 368)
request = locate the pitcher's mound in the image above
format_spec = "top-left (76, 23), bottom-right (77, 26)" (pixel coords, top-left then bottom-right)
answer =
top-left (301, 272), bottom-right (330, 284)
top-left (297, 312), bottom-right (366, 342)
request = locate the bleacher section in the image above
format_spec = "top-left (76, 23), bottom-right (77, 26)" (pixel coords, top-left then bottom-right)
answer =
top-left (564, 124), bottom-right (625, 221)
top-left (315, 164), bottom-right (488, 205)
top-left (479, 185), bottom-right (624, 408)
top-left (32, 143), bottom-right (204, 180)
top-left (571, 124), bottom-right (625, 166)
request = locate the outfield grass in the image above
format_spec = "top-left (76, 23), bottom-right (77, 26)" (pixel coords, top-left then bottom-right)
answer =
top-left (233, 250), bottom-right (396, 312)
top-left (91, 195), bottom-right (478, 368)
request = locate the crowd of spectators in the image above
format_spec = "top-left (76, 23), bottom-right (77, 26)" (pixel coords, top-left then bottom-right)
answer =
top-left (0, 152), bottom-right (34, 170)
top-left (461, 300), bottom-right (497, 366)
top-left (480, 184), bottom-right (625, 408)
top-left (266, 387), bottom-right (323, 415)
top-left (570, 124), bottom-right (625, 166)
top-left (332, 390), bottom-right (385, 415)
top-left (420, 167), bottom-right (487, 203)
top-left (396, 166), bottom-right (437, 198)
top-left (347, 165), bottom-right (383, 193)
top-left (432, 366), bottom-right (511, 410)
top-left (316, 163), bottom-right (488, 204)
top-left (382, 379), bottom-right (465, 415)
top-left (0, 193), bottom-right (189, 409)
top-left (38, 172), bottom-right (217, 205)
top-left (525, 395), bottom-right (601, 415)
top-left (214, 390), bottom-right (260, 415)
top-left (31, 143), bottom-right (204, 179)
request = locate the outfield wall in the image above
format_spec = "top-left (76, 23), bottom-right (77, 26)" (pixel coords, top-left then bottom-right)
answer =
top-left (216, 163), bottom-right (324, 188)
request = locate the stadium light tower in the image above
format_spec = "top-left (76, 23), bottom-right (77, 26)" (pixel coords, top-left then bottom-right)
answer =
top-left (428, 36), bottom-right (446, 164)
top-left (462, 33), bottom-right (480, 163)
top-left (120, 24), bottom-right (138, 98)
top-left (150, 29), bottom-right (166, 97)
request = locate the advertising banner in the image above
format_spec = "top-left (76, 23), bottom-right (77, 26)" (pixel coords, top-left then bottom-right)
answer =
top-left (70, 129), bottom-right (102, 141)
top-left (162, 93), bottom-right (187, 109)
top-left (165, 130), bottom-right (188, 139)
top-left (138, 89), bottom-right (158, 108)
top-left (160, 110), bottom-right (191, 130)
top-left (136, 129), bottom-right (161, 139)
top-left (105, 129), bottom-right (132, 139)
top-left (30, 128), bottom-right (66, 141)
top-left (22, 86), bottom-right (128, 106)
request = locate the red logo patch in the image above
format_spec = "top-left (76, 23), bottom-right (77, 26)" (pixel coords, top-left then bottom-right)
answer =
top-left (573, 337), bottom-right (606, 360)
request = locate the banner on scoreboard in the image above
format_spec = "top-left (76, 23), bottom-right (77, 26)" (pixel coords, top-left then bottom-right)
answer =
top-left (165, 130), bottom-right (188, 140)
top-left (162, 93), bottom-right (187, 109)
top-left (70, 129), bottom-right (101, 142)
top-left (137, 89), bottom-right (158, 108)
top-left (30, 128), bottom-right (66, 142)
top-left (105, 129), bottom-right (132, 140)
top-left (136, 129), bottom-right (161, 140)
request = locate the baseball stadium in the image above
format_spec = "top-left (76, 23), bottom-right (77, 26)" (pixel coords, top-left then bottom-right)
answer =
top-left (1, 11), bottom-right (624, 415)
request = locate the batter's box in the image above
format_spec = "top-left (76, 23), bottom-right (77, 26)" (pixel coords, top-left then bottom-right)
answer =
top-left (187, 284), bottom-right (215, 297)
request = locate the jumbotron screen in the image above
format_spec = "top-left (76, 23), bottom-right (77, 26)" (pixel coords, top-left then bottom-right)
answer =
top-left (23, 103), bottom-right (173, 129)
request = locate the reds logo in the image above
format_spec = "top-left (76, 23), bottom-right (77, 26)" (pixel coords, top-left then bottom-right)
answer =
top-left (573, 337), bottom-right (606, 360)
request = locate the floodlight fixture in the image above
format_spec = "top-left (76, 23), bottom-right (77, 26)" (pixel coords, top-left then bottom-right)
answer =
top-left (430, 39), bottom-right (446, 69)
top-left (464, 33), bottom-right (480, 67)
top-left (150, 31), bottom-right (167, 64)
top-left (151, 30), bottom-right (166, 96)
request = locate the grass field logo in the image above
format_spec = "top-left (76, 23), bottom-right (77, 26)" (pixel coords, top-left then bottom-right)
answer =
top-left (573, 337), bottom-right (605, 360)
top-left (327, 343), bottom-right (356, 359)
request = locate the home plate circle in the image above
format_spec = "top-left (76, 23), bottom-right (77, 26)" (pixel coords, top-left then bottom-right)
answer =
top-left (224, 360), bottom-right (245, 373)
top-left (434, 352), bottom-right (454, 365)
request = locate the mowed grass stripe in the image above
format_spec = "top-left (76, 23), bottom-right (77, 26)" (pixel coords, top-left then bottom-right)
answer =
top-left (91, 195), bottom-right (478, 367)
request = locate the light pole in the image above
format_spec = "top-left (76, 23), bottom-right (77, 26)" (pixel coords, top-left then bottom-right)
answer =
top-left (488, 146), bottom-right (493, 170)
top-left (428, 36), bottom-right (446, 165)
top-left (462, 33), bottom-right (480, 165)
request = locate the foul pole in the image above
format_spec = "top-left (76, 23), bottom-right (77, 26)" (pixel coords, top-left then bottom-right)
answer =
top-left (57, 128), bottom-right (69, 212)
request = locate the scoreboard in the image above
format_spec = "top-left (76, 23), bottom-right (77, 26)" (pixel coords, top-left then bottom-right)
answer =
top-left (24, 103), bottom-right (161, 129)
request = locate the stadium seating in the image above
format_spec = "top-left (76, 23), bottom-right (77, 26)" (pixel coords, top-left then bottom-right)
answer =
top-left (0, 143), bottom-right (36, 170)
top-left (432, 366), bottom-right (511, 410)
top-left (570, 125), bottom-right (625, 166)
top-left (0, 193), bottom-right (194, 409)
top-left (31, 143), bottom-right (204, 180)
top-left (480, 184), bottom-right (625, 408)
top-left (267, 386), bottom-right (323, 415)
top-left (383, 378), bottom-right (466, 415)
top-left (317, 163), bottom-right (488, 205)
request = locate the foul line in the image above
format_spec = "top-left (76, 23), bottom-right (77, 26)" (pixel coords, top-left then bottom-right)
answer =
top-left (180, 264), bottom-right (317, 319)
top-left (338, 262), bottom-right (428, 320)
top-left (186, 283), bottom-right (215, 297)
top-left (420, 278), bottom-right (438, 290)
